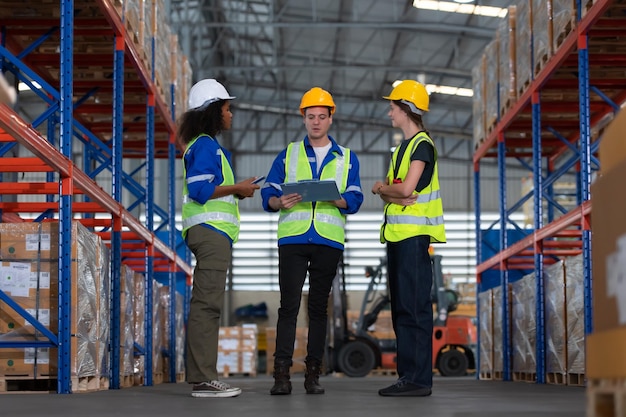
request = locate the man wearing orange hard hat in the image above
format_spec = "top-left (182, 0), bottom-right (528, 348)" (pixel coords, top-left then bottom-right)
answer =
top-left (261, 87), bottom-right (363, 396)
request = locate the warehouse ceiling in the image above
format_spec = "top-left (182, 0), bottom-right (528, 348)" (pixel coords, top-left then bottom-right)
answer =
top-left (169, 0), bottom-right (511, 158)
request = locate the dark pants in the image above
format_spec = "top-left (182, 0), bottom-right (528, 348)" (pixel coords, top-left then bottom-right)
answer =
top-left (274, 244), bottom-right (343, 366)
top-left (387, 235), bottom-right (433, 388)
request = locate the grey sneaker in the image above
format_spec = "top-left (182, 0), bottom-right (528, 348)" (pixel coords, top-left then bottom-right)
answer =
top-left (191, 380), bottom-right (242, 398)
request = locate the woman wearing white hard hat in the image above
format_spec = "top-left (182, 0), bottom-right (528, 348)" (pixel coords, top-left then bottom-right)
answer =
top-left (178, 79), bottom-right (260, 398)
top-left (372, 80), bottom-right (446, 397)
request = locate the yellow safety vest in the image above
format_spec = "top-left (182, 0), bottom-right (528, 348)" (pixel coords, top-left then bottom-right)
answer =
top-left (277, 141), bottom-right (349, 244)
top-left (181, 135), bottom-right (240, 242)
top-left (381, 132), bottom-right (446, 244)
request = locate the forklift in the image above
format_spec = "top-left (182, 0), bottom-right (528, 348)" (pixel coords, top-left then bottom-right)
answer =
top-left (326, 254), bottom-right (477, 377)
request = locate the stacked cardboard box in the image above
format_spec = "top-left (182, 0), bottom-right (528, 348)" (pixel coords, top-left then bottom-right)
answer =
top-left (587, 108), bottom-right (626, 414)
top-left (217, 325), bottom-right (258, 376)
top-left (0, 221), bottom-right (110, 391)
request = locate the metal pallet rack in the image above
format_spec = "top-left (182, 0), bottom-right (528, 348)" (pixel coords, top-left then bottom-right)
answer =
top-left (473, 0), bottom-right (626, 383)
top-left (0, 0), bottom-right (192, 393)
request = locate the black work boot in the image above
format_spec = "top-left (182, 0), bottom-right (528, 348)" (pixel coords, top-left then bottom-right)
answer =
top-left (270, 358), bottom-right (292, 395)
top-left (304, 359), bottom-right (325, 394)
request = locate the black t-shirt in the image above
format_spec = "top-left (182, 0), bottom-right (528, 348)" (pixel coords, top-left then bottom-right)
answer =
top-left (393, 135), bottom-right (435, 193)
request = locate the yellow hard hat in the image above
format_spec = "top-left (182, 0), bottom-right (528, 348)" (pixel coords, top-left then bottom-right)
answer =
top-left (299, 87), bottom-right (336, 115)
top-left (383, 80), bottom-right (429, 114)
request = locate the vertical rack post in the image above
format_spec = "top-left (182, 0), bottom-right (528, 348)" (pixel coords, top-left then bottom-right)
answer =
top-left (57, 0), bottom-right (74, 394)
top-left (110, 33), bottom-right (125, 390)
top-left (145, 92), bottom-right (156, 386)
top-left (473, 161), bottom-right (481, 378)
top-left (577, 32), bottom-right (593, 335)
top-left (168, 82), bottom-right (177, 383)
top-left (497, 130), bottom-right (510, 381)
top-left (532, 91), bottom-right (546, 383)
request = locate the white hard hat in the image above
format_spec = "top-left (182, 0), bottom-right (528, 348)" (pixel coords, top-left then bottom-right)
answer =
top-left (188, 79), bottom-right (235, 110)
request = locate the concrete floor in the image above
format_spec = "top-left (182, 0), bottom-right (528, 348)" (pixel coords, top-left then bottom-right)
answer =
top-left (1, 374), bottom-right (586, 417)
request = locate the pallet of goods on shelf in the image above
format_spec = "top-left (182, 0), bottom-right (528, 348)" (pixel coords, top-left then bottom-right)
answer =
top-left (498, 5), bottom-right (517, 119)
top-left (0, 221), bottom-right (110, 393)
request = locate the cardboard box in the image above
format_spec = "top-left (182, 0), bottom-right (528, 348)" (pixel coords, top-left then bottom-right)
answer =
top-left (587, 327), bottom-right (626, 378)
top-left (591, 159), bottom-right (626, 332)
top-left (0, 221), bottom-right (108, 380)
top-left (599, 107), bottom-right (626, 175)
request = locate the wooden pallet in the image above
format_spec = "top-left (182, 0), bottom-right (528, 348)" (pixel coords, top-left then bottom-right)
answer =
top-left (499, 94), bottom-right (516, 119)
top-left (368, 368), bottom-right (398, 377)
top-left (587, 377), bottom-right (626, 417)
top-left (479, 371), bottom-right (493, 380)
top-left (568, 372), bottom-right (586, 387)
top-left (553, 18), bottom-right (576, 52)
top-left (513, 371), bottom-right (537, 383)
top-left (71, 375), bottom-right (109, 393)
top-left (534, 53), bottom-right (550, 77)
top-left (120, 374), bottom-right (134, 388)
top-left (0, 376), bottom-right (56, 393)
top-left (547, 372), bottom-right (567, 385)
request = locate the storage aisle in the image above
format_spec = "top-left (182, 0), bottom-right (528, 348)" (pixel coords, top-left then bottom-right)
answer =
top-left (2, 375), bottom-right (586, 417)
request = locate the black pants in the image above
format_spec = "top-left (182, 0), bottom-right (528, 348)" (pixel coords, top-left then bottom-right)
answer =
top-left (274, 244), bottom-right (343, 366)
top-left (387, 235), bottom-right (433, 388)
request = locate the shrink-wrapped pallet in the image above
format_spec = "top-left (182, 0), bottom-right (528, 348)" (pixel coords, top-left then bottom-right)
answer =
top-left (472, 56), bottom-right (486, 150)
top-left (160, 288), bottom-right (185, 381)
top-left (515, 0), bottom-right (532, 95)
top-left (565, 255), bottom-right (585, 380)
top-left (532, 0), bottom-right (552, 76)
top-left (0, 221), bottom-right (109, 391)
top-left (497, 5), bottom-right (517, 118)
top-left (133, 272), bottom-right (146, 385)
top-left (478, 290), bottom-right (493, 378)
top-left (120, 264), bottom-right (135, 384)
top-left (544, 260), bottom-right (566, 382)
top-left (484, 39), bottom-right (499, 135)
top-left (511, 273), bottom-right (536, 377)
top-left (551, 0), bottom-right (577, 52)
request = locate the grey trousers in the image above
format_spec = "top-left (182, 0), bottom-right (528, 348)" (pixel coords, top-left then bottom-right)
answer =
top-left (184, 225), bottom-right (232, 383)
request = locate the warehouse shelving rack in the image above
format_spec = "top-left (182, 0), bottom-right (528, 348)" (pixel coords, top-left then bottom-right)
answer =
top-left (473, 0), bottom-right (626, 383)
top-left (0, 0), bottom-right (192, 393)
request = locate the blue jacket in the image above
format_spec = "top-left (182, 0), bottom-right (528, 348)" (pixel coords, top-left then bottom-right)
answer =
top-left (183, 134), bottom-right (235, 244)
top-left (261, 136), bottom-right (363, 250)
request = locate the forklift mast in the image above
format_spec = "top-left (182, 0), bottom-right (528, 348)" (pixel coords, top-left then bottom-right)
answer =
top-left (432, 254), bottom-right (459, 327)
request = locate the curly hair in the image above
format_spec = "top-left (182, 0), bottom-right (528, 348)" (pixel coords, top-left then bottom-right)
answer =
top-left (177, 99), bottom-right (227, 146)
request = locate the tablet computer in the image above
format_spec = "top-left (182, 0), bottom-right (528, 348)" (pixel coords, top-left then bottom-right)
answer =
top-left (281, 180), bottom-right (341, 202)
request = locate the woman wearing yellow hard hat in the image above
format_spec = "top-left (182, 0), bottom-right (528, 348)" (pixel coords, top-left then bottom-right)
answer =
top-left (372, 79), bottom-right (446, 397)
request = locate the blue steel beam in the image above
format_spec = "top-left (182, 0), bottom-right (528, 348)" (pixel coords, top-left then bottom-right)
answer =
top-left (497, 132), bottom-right (511, 381)
top-left (58, 0), bottom-right (74, 394)
top-left (168, 83), bottom-right (177, 383)
top-left (578, 33), bottom-right (593, 335)
top-left (473, 162), bottom-right (481, 378)
top-left (109, 34), bottom-right (125, 390)
top-left (532, 91), bottom-right (546, 384)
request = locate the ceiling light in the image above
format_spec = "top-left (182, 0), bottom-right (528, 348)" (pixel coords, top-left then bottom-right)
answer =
top-left (412, 0), bottom-right (508, 18)
top-left (426, 84), bottom-right (473, 97)
top-left (392, 80), bottom-right (473, 97)
top-left (453, 0), bottom-right (475, 3)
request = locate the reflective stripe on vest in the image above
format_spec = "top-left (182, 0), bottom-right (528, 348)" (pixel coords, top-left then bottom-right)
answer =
top-left (278, 141), bottom-right (349, 243)
top-left (381, 133), bottom-right (446, 244)
top-left (181, 136), bottom-right (240, 242)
